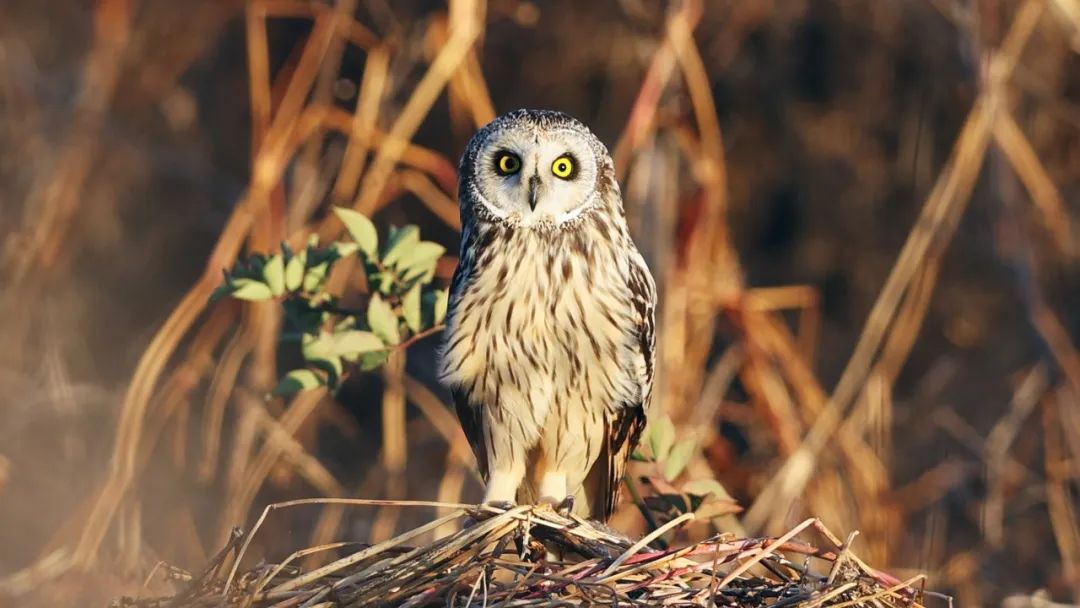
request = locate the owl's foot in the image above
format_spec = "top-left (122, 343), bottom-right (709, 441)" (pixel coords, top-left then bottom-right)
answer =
top-left (555, 495), bottom-right (575, 516)
top-left (463, 500), bottom-right (516, 530)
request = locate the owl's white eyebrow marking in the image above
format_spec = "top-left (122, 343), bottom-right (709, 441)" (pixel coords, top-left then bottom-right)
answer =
top-left (554, 190), bottom-right (599, 224)
top-left (470, 184), bottom-right (508, 220)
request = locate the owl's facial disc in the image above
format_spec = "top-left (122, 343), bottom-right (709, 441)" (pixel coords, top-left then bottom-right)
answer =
top-left (476, 129), bottom-right (599, 226)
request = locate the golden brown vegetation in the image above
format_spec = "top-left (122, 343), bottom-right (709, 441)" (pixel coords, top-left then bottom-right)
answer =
top-left (1, 0), bottom-right (1079, 606)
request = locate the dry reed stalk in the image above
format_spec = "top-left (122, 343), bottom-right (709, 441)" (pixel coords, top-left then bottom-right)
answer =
top-left (9, 0), bottom-right (133, 284)
top-left (1042, 393), bottom-right (1080, 601)
top-left (73, 234), bottom-right (248, 568)
top-left (252, 14), bottom-right (337, 196)
top-left (311, 106), bottom-right (460, 192)
top-left (736, 304), bottom-right (893, 557)
top-left (744, 286), bottom-right (820, 362)
top-left (992, 109), bottom-right (1073, 254)
top-left (329, 46), bottom-right (389, 209)
top-left (219, 388), bottom-right (329, 542)
top-left (246, 3), bottom-right (273, 158)
top-left (305, 507), bottom-right (349, 570)
top-left (403, 375), bottom-right (474, 465)
top-left (446, 0), bottom-right (496, 128)
top-left (371, 351), bottom-right (409, 543)
top-left (196, 331), bottom-right (253, 481)
top-left (739, 345), bottom-right (803, 454)
top-left (297, 0), bottom-right (360, 195)
top-left (659, 0), bottom-right (741, 430)
top-left (434, 460), bottom-right (469, 539)
top-left (611, 2), bottom-right (700, 178)
top-left (249, 403), bottom-right (346, 498)
top-left (399, 169), bottom-right (463, 230)
top-left (1047, 0), bottom-right (1080, 50)
top-left (352, 0), bottom-right (483, 215)
top-left (982, 365), bottom-right (1048, 547)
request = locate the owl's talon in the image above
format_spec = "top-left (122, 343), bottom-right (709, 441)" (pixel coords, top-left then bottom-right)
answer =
top-left (484, 500), bottom-right (515, 512)
top-left (556, 496), bottom-right (575, 516)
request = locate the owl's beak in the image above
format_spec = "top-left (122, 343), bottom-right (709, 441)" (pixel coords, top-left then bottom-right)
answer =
top-left (527, 174), bottom-right (541, 211)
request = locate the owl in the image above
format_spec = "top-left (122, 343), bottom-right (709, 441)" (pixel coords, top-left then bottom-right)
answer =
top-left (440, 109), bottom-right (656, 522)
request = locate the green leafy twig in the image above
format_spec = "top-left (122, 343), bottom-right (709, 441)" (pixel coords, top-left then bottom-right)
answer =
top-left (632, 415), bottom-right (742, 526)
top-left (213, 207), bottom-right (450, 397)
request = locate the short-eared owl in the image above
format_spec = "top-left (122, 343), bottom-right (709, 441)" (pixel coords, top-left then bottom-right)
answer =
top-left (440, 109), bottom-right (656, 521)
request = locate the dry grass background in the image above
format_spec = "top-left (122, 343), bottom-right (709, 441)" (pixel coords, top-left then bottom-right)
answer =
top-left (0, 0), bottom-right (1079, 605)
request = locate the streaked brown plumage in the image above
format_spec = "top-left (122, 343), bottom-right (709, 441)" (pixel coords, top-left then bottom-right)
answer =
top-left (440, 109), bottom-right (656, 521)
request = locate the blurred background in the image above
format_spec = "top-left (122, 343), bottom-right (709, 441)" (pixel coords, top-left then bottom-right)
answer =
top-left (1, 0), bottom-right (1079, 605)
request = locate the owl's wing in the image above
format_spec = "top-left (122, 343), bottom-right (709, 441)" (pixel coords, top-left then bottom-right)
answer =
top-left (626, 250), bottom-right (657, 414)
top-left (451, 386), bottom-right (488, 481)
top-left (446, 236), bottom-right (490, 481)
top-left (595, 251), bottom-right (656, 520)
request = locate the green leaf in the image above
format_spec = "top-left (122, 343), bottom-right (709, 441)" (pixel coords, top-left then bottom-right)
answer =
top-left (333, 207), bottom-right (378, 259)
top-left (285, 255), bottom-right (304, 291)
top-left (647, 416), bottom-right (676, 463)
top-left (396, 241), bottom-right (445, 283)
top-left (358, 350), bottom-right (389, 371)
top-left (402, 284), bottom-right (421, 333)
top-left (283, 298), bottom-right (322, 334)
top-left (334, 330), bottom-right (385, 362)
top-left (272, 369), bottom-right (324, 397)
top-left (382, 225), bottom-right (420, 267)
top-left (301, 334), bottom-right (344, 386)
top-left (630, 449), bottom-right (652, 463)
top-left (334, 315), bottom-right (357, 332)
top-left (303, 261), bottom-right (331, 292)
top-left (420, 289), bottom-right (439, 329)
top-left (308, 355), bottom-right (344, 388)
top-left (210, 280), bottom-right (234, 303)
top-left (377, 271), bottom-right (395, 295)
top-left (302, 333), bottom-right (334, 361)
top-left (663, 438), bottom-right (696, 481)
top-left (367, 293), bottom-right (400, 345)
top-left (332, 241), bottom-right (359, 258)
top-left (246, 254), bottom-right (267, 278)
top-left (433, 288), bottom-right (449, 325)
top-left (231, 278), bottom-right (274, 301)
top-left (263, 254), bottom-right (286, 296)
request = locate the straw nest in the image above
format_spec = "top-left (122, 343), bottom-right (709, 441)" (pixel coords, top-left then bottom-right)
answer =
top-left (112, 500), bottom-right (936, 607)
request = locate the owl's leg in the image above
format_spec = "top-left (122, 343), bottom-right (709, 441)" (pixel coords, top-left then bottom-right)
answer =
top-left (538, 471), bottom-right (567, 504)
top-left (482, 412), bottom-right (529, 504)
top-left (484, 465), bottom-right (525, 505)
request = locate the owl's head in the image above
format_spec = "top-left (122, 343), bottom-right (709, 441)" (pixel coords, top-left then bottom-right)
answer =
top-left (458, 109), bottom-right (615, 228)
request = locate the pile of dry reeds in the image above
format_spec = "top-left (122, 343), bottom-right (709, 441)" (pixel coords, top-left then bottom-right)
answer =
top-left (114, 501), bottom-right (935, 608)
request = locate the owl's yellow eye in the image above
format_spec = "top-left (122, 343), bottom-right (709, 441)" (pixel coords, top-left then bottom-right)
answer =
top-left (551, 155), bottom-right (575, 179)
top-left (495, 152), bottom-right (521, 175)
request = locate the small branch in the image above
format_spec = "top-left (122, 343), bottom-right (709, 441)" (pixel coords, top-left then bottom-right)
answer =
top-left (395, 324), bottom-right (445, 350)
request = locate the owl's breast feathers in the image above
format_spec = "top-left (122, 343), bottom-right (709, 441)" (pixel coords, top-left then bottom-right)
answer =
top-left (440, 209), bottom-right (656, 519)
